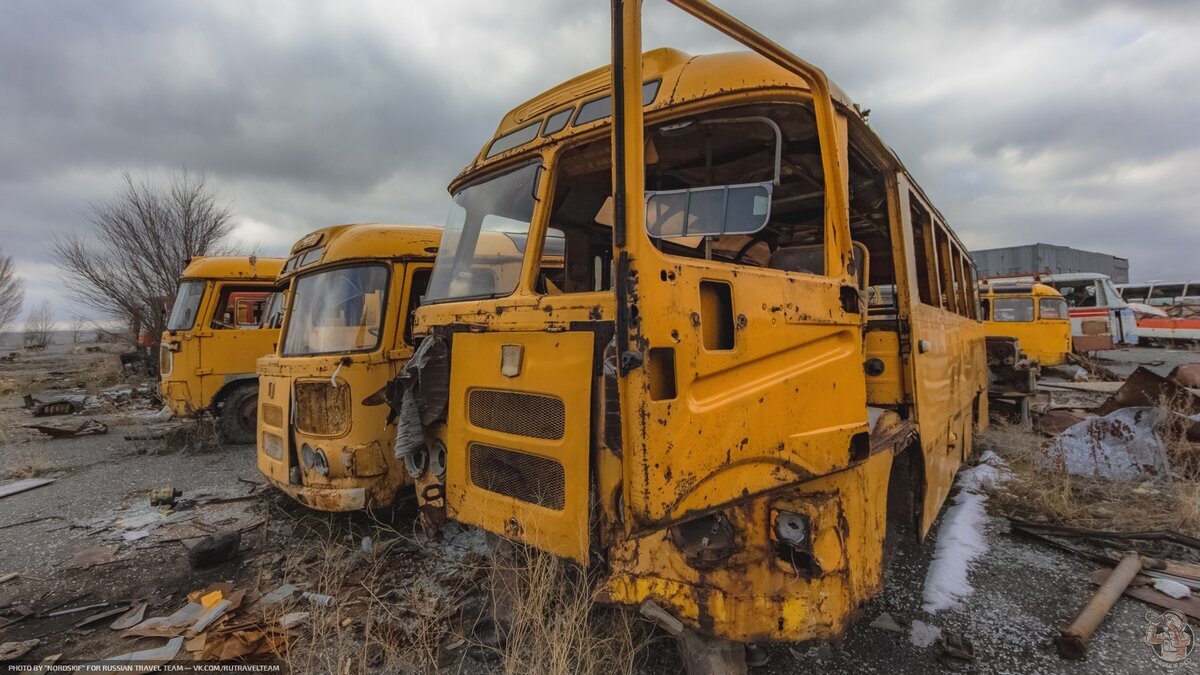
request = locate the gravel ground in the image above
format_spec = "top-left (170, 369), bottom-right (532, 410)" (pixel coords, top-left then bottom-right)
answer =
top-left (2, 342), bottom-right (1196, 672)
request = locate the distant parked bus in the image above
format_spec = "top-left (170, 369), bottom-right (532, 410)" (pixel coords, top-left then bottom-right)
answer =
top-left (980, 282), bottom-right (1072, 366)
top-left (992, 272), bottom-right (1137, 352)
top-left (1116, 281), bottom-right (1200, 342)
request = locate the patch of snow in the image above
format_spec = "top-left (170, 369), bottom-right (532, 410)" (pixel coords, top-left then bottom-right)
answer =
top-left (920, 452), bottom-right (1009, 613)
top-left (1041, 407), bottom-right (1171, 479)
top-left (909, 619), bottom-right (941, 648)
top-left (1153, 579), bottom-right (1191, 599)
top-left (922, 490), bottom-right (989, 612)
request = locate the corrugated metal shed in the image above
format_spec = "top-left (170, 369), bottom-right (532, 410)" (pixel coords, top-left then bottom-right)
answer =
top-left (970, 243), bottom-right (1129, 283)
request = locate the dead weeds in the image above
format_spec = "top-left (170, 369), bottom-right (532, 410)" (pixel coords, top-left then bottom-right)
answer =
top-left (981, 422), bottom-right (1200, 537)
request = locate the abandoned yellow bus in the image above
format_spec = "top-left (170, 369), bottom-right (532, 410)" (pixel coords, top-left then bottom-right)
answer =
top-left (981, 282), bottom-right (1072, 366)
top-left (161, 255), bottom-right (284, 443)
top-left (255, 224), bottom-right (442, 511)
top-left (395, 0), bottom-right (987, 666)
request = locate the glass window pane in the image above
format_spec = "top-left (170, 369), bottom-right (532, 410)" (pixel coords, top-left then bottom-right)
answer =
top-left (167, 281), bottom-right (206, 331)
top-left (282, 265), bottom-right (389, 355)
top-left (1039, 297), bottom-right (1068, 320)
top-left (542, 109), bottom-right (572, 137)
top-left (486, 122), bottom-right (540, 158)
top-left (993, 297), bottom-right (1034, 322)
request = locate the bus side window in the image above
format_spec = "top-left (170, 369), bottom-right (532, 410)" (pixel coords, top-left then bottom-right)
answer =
top-left (910, 198), bottom-right (940, 307)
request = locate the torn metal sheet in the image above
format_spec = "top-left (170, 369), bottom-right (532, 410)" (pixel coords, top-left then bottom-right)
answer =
top-left (0, 478), bottom-right (54, 500)
top-left (1042, 407), bottom-right (1172, 479)
top-left (85, 636), bottom-right (183, 670)
top-left (1169, 364), bottom-right (1200, 389)
top-left (22, 419), bottom-right (107, 439)
top-left (0, 639), bottom-right (39, 662)
top-left (110, 601), bottom-right (147, 630)
top-left (1097, 366), bottom-right (1200, 416)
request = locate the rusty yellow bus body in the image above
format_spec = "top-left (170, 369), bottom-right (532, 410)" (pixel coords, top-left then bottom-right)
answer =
top-left (982, 283), bottom-right (1072, 367)
top-left (161, 256), bottom-right (284, 443)
top-left (400, 0), bottom-right (987, 649)
top-left (256, 224), bottom-right (440, 511)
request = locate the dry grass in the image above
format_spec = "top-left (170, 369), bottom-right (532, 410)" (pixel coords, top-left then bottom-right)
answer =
top-left (262, 507), bottom-right (652, 675)
top-left (485, 541), bottom-right (647, 675)
top-left (0, 458), bottom-right (58, 480)
top-left (982, 418), bottom-right (1200, 537)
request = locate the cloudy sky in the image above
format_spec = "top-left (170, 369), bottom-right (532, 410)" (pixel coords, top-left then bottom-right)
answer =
top-left (2, 0), bottom-right (1197, 325)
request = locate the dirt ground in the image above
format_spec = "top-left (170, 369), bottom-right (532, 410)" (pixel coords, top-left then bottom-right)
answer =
top-left (1, 342), bottom-right (1197, 673)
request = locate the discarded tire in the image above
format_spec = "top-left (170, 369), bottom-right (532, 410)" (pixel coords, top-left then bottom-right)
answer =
top-left (188, 531), bottom-right (241, 569)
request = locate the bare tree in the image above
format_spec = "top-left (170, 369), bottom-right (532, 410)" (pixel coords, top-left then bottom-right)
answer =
top-left (0, 247), bottom-right (23, 334)
top-left (69, 315), bottom-right (87, 344)
top-left (23, 300), bottom-right (53, 349)
top-left (51, 169), bottom-right (235, 341)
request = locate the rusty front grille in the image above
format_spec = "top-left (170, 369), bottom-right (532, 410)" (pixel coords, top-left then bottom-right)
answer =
top-left (467, 389), bottom-right (565, 440)
top-left (293, 380), bottom-right (350, 436)
top-left (469, 444), bottom-right (565, 510)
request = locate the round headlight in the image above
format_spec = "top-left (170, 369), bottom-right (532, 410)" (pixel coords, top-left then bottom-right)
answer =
top-left (300, 444), bottom-right (315, 468)
top-left (429, 440), bottom-right (447, 479)
top-left (404, 444), bottom-right (429, 479)
top-left (313, 449), bottom-right (329, 477)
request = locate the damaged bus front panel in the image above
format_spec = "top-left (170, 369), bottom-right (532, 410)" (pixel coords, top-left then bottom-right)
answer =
top-left (160, 256), bottom-right (285, 444)
top-left (399, 0), bottom-right (985, 649)
top-left (255, 224), bottom-right (439, 511)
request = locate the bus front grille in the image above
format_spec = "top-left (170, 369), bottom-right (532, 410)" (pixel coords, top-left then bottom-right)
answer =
top-left (467, 389), bottom-right (565, 440)
top-left (469, 443), bottom-right (565, 510)
top-left (294, 380), bottom-right (350, 436)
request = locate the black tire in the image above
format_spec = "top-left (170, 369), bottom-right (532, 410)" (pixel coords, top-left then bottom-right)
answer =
top-left (219, 384), bottom-right (258, 445)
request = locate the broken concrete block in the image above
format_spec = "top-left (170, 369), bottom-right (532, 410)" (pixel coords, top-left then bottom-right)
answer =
top-left (187, 531), bottom-right (240, 569)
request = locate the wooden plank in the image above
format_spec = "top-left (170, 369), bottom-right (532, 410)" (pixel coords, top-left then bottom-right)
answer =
top-left (0, 478), bottom-right (54, 500)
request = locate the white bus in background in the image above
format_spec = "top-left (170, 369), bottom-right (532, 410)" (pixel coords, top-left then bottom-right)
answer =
top-left (1116, 280), bottom-right (1200, 342)
top-left (988, 272), bottom-right (1138, 352)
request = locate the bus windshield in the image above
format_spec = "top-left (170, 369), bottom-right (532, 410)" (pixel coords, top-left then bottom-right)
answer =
top-left (282, 265), bottom-right (388, 356)
top-left (425, 162), bottom-right (540, 303)
top-left (167, 281), bottom-right (206, 331)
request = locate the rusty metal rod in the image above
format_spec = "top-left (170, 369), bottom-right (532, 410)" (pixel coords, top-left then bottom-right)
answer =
top-left (1055, 552), bottom-right (1142, 659)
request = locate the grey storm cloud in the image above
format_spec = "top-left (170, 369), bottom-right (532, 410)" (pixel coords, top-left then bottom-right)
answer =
top-left (1, 0), bottom-right (1197, 323)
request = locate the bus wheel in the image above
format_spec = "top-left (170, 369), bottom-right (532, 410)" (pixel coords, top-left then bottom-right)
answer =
top-left (219, 384), bottom-right (258, 445)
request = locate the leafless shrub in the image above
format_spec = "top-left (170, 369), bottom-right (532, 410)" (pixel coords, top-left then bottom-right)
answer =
top-left (23, 300), bottom-right (53, 349)
top-left (51, 169), bottom-right (236, 341)
top-left (0, 248), bottom-right (23, 334)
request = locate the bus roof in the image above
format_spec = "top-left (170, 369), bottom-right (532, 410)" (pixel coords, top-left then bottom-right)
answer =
top-left (282, 224), bottom-right (441, 279)
top-left (181, 256), bottom-right (284, 282)
top-left (461, 48), bottom-right (861, 180)
top-left (981, 282), bottom-right (1062, 298)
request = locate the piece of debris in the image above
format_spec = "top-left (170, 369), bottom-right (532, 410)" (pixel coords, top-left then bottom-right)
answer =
top-left (1035, 408), bottom-right (1093, 436)
top-left (63, 545), bottom-right (119, 570)
top-left (869, 612), bottom-right (903, 633)
top-left (1057, 552), bottom-right (1142, 660)
top-left (123, 530), bottom-right (150, 542)
top-left (110, 601), bottom-right (147, 630)
top-left (0, 478), bottom-right (55, 500)
top-left (0, 639), bottom-right (40, 662)
top-left (1097, 366), bottom-right (1200, 416)
top-left (939, 629), bottom-right (977, 662)
top-left (22, 419), bottom-right (107, 439)
top-left (0, 572), bottom-right (17, 585)
top-left (262, 584), bottom-right (299, 606)
top-left (86, 636), bottom-right (183, 669)
top-left (150, 487), bottom-right (181, 507)
top-left (44, 601), bottom-right (109, 618)
top-left (24, 394), bottom-right (85, 417)
top-left (1042, 407), bottom-right (1171, 479)
top-left (75, 605), bottom-right (131, 628)
top-left (302, 592), bottom-right (335, 607)
top-left (1154, 579), bottom-right (1192, 599)
top-left (1090, 568), bottom-right (1200, 620)
top-left (278, 611), bottom-right (309, 629)
top-left (187, 531), bottom-right (241, 569)
top-left (1169, 364), bottom-right (1200, 389)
